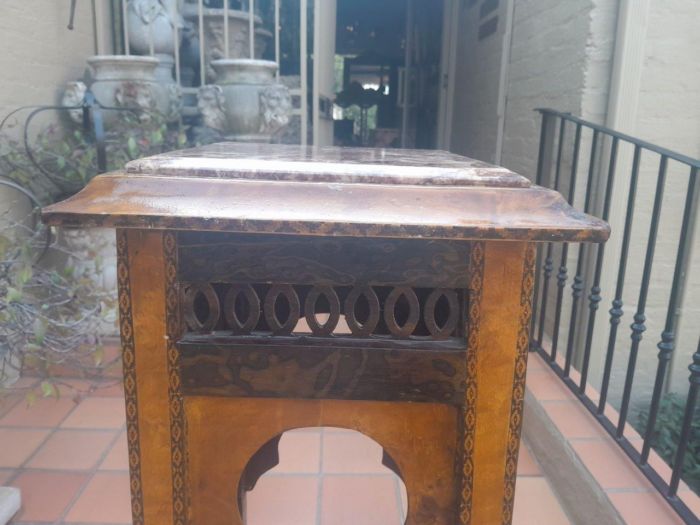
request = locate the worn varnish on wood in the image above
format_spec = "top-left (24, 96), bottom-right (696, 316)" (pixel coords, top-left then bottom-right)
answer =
top-left (42, 143), bottom-right (608, 525)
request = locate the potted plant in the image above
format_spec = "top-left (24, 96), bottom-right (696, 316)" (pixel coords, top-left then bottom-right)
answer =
top-left (0, 111), bottom-right (187, 398)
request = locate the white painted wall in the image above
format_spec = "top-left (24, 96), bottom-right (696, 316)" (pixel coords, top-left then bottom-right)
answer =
top-left (597, 0), bottom-right (700, 411)
top-left (448, 0), bottom-right (699, 416)
top-left (312, 0), bottom-right (336, 146)
top-left (449, 0), bottom-right (508, 163)
top-left (0, 1), bottom-right (111, 219)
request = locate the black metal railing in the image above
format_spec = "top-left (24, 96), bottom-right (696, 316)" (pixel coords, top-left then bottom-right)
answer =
top-left (530, 108), bottom-right (699, 523)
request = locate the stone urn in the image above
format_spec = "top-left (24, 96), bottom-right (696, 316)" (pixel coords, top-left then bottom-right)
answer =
top-left (60, 227), bottom-right (118, 336)
top-left (127, 0), bottom-right (182, 58)
top-left (182, 4), bottom-right (262, 82)
top-left (62, 55), bottom-right (181, 125)
top-left (254, 27), bottom-right (272, 59)
top-left (198, 59), bottom-right (291, 142)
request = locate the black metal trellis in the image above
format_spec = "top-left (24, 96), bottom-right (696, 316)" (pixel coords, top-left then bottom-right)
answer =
top-left (530, 108), bottom-right (700, 524)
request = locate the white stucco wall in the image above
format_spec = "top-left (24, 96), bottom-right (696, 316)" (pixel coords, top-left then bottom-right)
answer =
top-left (449, 0), bottom-right (508, 163)
top-left (598, 0), bottom-right (700, 412)
top-left (448, 0), bottom-right (699, 418)
top-left (0, 1), bottom-right (110, 219)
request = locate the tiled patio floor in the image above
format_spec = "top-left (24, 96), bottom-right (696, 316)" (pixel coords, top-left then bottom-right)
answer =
top-left (0, 358), bottom-right (569, 525)
top-left (5, 345), bottom-right (697, 524)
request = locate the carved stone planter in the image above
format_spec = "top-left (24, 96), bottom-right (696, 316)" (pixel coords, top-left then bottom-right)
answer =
top-left (127, 0), bottom-right (181, 57)
top-left (62, 55), bottom-right (181, 125)
top-left (198, 59), bottom-right (291, 142)
top-left (182, 5), bottom-right (262, 83)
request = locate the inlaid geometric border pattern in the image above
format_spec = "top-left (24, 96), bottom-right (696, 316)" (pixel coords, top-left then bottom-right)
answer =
top-left (459, 241), bottom-right (485, 525)
top-left (116, 229), bottom-right (144, 525)
top-left (501, 242), bottom-right (537, 524)
top-left (164, 231), bottom-right (188, 524)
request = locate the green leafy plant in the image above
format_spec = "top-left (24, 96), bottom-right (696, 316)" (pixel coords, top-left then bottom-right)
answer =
top-left (0, 110), bottom-right (189, 402)
top-left (638, 392), bottom-right (700, 493)
top-left (0, 209), bottom-right (115, 401)
top-left (0, 112), bottom-right (187, 204)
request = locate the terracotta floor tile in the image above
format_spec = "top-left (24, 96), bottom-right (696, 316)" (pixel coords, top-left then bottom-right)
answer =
top-left (269, 429), bottom-right (321, 474)
top-left (516, 442), bottom-right (541, 476)
top-left (246, 475), bottom-right (319, 525)
top-left (64, 472), bottom-right (132, 524)
top-left (543, 400), bottom-right (609, 440)
top-left (399, 477), bottom-right (408, 519)
top-left (91, 380), bottom-right (125, 398)
top-left (320, 475), bottom-right (402, 525)
top-left (60, 397), bottom-right (126, 429)
top-left (27, 429), bottom-right (117, 470)
top-left (0, 396), bottom-right (77, 427)
top-left (99, 430), bottom-right (129, 471)
top-left (679, 488), bottom-right (700, 518)
top-left (512, 477), bottom-right (570, 525)
top-left (322, 430), bottom-right (390, 474)
top-left (526, 353), bottom-right (548, 371)
top-left (526, 371), bottom-right (575, 402)
top-left (11, 470), bottom-right (88, 522)
top-left (0, 395), bottom-right (21, 419)
top-left (56, 378), bottom-right (125, 399)
top-left (608, 491), bottom-right (684, 525)
top-left (0, 469), bottom-right (14, 485)
top-left (571, 439), bottom-right (651, 490)
top-left (0, 428), bottom-right (50, 468)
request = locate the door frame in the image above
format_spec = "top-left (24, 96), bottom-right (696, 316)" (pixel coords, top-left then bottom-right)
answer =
top-left (437, 0), bottom-right (459, 150)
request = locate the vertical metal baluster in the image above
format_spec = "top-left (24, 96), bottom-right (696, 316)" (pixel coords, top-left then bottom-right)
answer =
top-left (617, 155), bottom-right (668, 438)
top-left (530, 112), bottom-right (551, 349)
top-left (641, 167), bottom-right (698, 464)
top-left (172, 2), bottom-right (181, 87)
top-left (224, 0), bottom-right (229, 59)
top-left (300, 0), bottom-right (308, 146)
top-left (122, 0), bottom-right (130, 54)
top-left (565, 129), bottom-right (599, 375)
top-left (537, 118), bottom-right (566, 350)
top-left (275, 0), bottom-right (280, 80)
top-left (249, 0), bottom-right (256, 58)
top-left (551, 122), bottom-right (582, 364)
top-left (669, 338), bottom-right (700, 496)
top-left (579, 137), bottom-right (618, 392)
top-left (198, 0), bottom-right (205, 86)
top-left (597, 145), bottom-right (642, 411)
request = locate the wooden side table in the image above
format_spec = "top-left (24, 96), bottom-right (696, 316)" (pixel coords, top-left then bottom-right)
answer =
top-left (43, 144), bottom-right (608, 525)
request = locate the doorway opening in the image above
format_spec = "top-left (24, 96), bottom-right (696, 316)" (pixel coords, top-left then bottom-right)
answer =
top-left (332, 0), bottom-right (445, 149)
top-left (240, 427), bottom-right (408, 524)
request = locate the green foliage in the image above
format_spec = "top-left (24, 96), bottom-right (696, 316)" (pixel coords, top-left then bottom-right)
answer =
top-left (0, 214), bottom-right (115, 398)
top-left (0, 109), bottom-right (189, 402)
top-left (638, 392), bottom-right (700, 493)
top-left (0, 113), bottom-right (187, 205)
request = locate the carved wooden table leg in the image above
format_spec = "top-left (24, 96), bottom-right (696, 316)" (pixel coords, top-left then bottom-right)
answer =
top-left (118, 229), bottom-right (186, 525)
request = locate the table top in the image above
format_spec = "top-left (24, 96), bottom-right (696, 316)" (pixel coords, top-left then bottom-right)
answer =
top-left (42, 143), bottom-right (609, 242)
top-left (125, 143), bottom-right (531, 188)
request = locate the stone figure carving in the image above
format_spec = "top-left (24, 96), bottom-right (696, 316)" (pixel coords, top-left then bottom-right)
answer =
top-left (115, 81), bottom-right (156, 123)
top-left (259, 84), bottom-right (292, 135)
top-left (62, 81), bottom-right (87, 124)
top-left (127, 0), bottom-right (182, 57)
top-left (198, 85), bottom-right (227, 131)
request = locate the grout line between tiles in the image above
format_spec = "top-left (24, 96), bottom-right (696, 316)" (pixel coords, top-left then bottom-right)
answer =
top-left (315, 427), bottom-right (326, 525)
top-left (392, 468), bottom-right (405, 524)
top-left (55, 428), bottom-right (125, 525)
